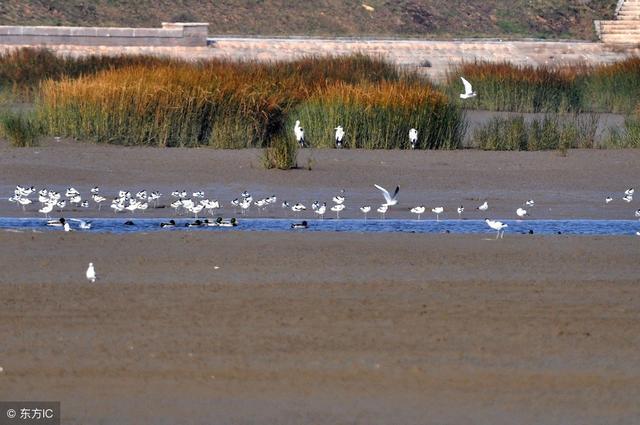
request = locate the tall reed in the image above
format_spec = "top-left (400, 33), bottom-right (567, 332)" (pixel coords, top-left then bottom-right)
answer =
top-left (37, 56), bottom-right (464, 150)
top-left (291, 81), bottom-right (465, 149)
top-left (446, 58), bottom-right (640, 114)
top-left (0, 47), bottom-right (170, 98)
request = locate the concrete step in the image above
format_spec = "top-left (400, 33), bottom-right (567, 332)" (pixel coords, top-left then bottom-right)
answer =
top-left (601, 35), bottom-right (640, 43)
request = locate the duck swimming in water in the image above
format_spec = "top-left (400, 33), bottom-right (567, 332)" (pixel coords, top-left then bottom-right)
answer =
top-left (47, 217), bottom-right (66, 227)
top-left (291, 220), bottom-right (308, 229)
top-left (215, 217), bottom-right (238, 227)
top-left (186, 220), bottom-right (205, 227)
top-left (160, 219), bottom-right (176, 228)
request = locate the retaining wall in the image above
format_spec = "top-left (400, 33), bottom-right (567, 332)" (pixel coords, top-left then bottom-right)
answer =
top-left (0, 22), bottom-right (208, 46)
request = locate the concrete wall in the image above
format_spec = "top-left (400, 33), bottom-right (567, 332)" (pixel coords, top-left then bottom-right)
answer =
top-left (0, 23), bottom-right (208, 47)
top-left (0, 38), bottom-right (638, 82)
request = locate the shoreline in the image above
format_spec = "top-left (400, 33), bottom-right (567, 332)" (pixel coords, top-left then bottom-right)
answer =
top-left (1, 140), bottom-right (638, 220)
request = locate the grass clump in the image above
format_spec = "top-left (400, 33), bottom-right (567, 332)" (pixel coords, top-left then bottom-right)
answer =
top-left (262, 137), bottom-right (298, 169)
top-left (474, 114), bottom-right (597, 151)
top-left (0, 111), bottom-right (42, 147)
top-left (605, 108), bottom-right (640, 148)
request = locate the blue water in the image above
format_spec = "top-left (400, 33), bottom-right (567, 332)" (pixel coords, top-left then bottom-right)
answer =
top-left (0, 217), bottom-right (638, 235)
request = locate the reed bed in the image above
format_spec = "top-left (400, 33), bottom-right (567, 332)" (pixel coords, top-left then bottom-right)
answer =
top-left (0, 47), bottom-right (169, 97)
top-left (446, 58), bottom-right (640, 113)
top-left (473, 114), bottom-right (598, 151)
top-left (292, 81), bottom-right (465, 149)
top-left (37, 55), bottom-right (464, 150)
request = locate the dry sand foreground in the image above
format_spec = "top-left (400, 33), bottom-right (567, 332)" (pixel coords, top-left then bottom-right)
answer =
top-left (0, 139), bottom-right (639, 219)
top-left (0, 232), bottom-right (639, 425)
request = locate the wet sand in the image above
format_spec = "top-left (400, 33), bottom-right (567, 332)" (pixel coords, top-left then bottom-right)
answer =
top-left (0, 139), bottom-right (639, 219)
top-left (1, 139), bottom-right (639, 424)
top-left (0, 232), bottom-right (639, 424)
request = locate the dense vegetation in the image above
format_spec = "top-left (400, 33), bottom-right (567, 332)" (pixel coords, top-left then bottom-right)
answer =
top-left (0, 0), bottom-right (615, 40)
top-left (36, 54), bottom-right (464, 150)
top-left (0, 47), bottom-right (638, 154)
top-left (446, 59), bottom-right (640, 114)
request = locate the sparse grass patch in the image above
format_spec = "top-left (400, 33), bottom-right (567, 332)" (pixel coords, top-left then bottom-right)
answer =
top-left (474, 114), bottom-right (600, 151)
top-left (0, 111), bottom-right (42, 147)
top-left (262, 137), bottom-right (298, 170)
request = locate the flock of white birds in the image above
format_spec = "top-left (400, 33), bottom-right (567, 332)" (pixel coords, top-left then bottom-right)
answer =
top-left (8, 184), bottom-right (639, 237)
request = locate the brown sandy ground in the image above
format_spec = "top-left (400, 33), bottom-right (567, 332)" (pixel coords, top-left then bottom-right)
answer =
top-left (0, 232), bottom-right (639, 424)
top-left (0, 139), bottom-right (639, 220)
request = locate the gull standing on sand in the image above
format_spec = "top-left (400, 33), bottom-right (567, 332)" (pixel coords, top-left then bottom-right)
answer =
top-left (457, 205), bottom-right (464, 218)
top-left (525, 199), bottom-right (535, 207)
top-left (360, 205), bottom-right (371, 220)
top-left (409, 128), bottom-right (418, 149)
top-left (294, 120), bottom-right (305, 148)
top-left (410, 205), bottom-right (425, 220)
top-left (335, 126), bottom-right (345, 148)
top-left (634, 209), bottom-right (640, 218)
top-left (460, 77), bottom-right (477, 99)
top-left (605, 196), bottom-right (613, 204)
top-left (477, 201), bottom-right (488, 211)
top-left (86, 263), bottom-right (96, 283)
top-left (623, 194), bottom-right (633, 203)
top-left (516, 207), bottom-right (528, 218)
top-left (374, 184), bottom-right (399, 207)
top-left (485, 219), bottom-right (508, 239)
top-left (625, 188), bottom-right (634, 196)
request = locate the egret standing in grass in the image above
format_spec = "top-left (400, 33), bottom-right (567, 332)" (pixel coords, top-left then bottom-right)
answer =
top-left (294, 120), bottom-right (305, 148)
top-left (409, 128), bottom-right (418, 149)
top-left (334, 126), bottom-right (345, 149)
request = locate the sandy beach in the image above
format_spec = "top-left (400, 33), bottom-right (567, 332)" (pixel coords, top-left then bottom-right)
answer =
top-left (1, 138), bottom-right (639, 220)
top-left (1, 138), bottom-right (639, 424)
top-left (0, 232), bottom-right (639, 425)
